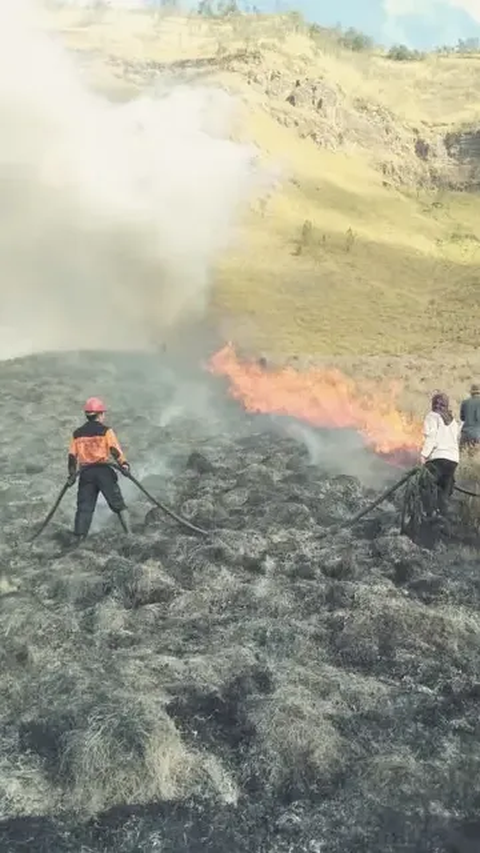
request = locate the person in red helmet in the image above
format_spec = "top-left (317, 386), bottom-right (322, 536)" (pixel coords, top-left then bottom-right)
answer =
top-left (67, 397), bottom-right (131, 540)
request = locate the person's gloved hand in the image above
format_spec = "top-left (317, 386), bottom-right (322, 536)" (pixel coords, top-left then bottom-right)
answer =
top-left (67, 472), bottom-right (77, 487)
top-left (120, 462), bottom-right (131, 476)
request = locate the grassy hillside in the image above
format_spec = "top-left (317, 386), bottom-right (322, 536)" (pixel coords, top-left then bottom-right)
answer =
top-left (43, 8), bottom-right (480, 400)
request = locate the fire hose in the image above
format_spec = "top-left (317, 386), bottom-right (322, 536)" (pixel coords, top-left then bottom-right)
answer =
top-left (28, 461), bottom-right (480, 544)
top-left (29, 480), bottom-right (71, 543)
top-left (125, 469), bottom-right (480, 514)
top-left (121, 469), bottom-right (210, 537)
top-left (453, 483), bottom-right (480, 497)
top-left (29, 467), bottom-right (212, 542)
top-left (318, 466), bottom-right (420, 540)
top-left (319, 464), bottom-right (480, 540)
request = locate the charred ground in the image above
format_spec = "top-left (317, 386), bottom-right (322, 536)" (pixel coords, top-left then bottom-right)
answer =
top-left (1, 351), bottom-right (480, 852)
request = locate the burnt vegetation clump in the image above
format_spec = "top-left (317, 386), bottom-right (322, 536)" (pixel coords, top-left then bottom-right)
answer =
top-left (0, 351), bottom-right (480, 852)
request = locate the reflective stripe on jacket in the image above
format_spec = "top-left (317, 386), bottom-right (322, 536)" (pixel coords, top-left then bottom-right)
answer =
top-left (68, 420), bottom-right (127, 469)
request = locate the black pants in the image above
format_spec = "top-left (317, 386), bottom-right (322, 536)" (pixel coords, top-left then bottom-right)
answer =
top-left (425, 459), bottom-right (457, 516)
top-left (74, 464), bottom-right (126, 537)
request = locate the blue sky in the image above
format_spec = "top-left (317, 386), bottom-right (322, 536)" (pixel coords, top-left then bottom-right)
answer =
top-left (248, 0), bottom-right (480, 48)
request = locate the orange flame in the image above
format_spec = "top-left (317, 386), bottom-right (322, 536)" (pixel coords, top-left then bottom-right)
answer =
top-left (208, 343), bottom-right (422, 459)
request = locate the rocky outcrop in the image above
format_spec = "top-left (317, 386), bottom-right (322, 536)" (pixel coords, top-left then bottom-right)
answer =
top-left (445, 128), bottom-right (480, 161)
top-left (74, 45), bottom-right (479, 190)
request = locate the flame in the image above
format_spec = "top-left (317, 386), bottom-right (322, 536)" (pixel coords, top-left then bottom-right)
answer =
top-left (208, 343), bottom-right (422, 459)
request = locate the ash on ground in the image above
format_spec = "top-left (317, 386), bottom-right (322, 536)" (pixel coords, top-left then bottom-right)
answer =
top-left (0, 351), bottom-right (479, 853)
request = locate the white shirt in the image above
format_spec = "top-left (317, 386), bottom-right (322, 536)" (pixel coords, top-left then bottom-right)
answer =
top-left (421, 411), bottom-right (460, 463)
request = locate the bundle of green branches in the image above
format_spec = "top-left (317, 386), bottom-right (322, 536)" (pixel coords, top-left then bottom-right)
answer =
top-left (400, 467), bottom-right (439, 541)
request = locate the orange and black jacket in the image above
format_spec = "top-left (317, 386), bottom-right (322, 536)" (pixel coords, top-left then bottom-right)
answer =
top-left (68, 421), bottom-right (127, 475)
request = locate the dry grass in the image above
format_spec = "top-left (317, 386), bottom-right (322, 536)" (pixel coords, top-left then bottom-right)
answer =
top-left (252, 684), bottom-right (345, 798)
top-left (305, 351), bottom-right (480, 422)
top-left (1, 351), bottom-right (480, 850)
top-left (60, 701), bottom-right (238, 814)
top-left (455, 450), bottom-right (480, 532)
top-left (41, 8), bottom-right (480, 128)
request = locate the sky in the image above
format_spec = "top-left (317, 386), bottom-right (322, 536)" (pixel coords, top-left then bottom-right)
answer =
top-left (249, 0), bottom-right (480, 48)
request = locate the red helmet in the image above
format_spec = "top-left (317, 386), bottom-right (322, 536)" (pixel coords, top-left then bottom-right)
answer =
top-left (84, 396), bottom-right (106, 414)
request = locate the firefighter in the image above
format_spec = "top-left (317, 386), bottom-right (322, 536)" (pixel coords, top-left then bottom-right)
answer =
top-left (420, 392), bottom-right (460, 517)
top-left (460, 383), bottom-right (480, 455)
top-left (67, 397), bottom-right (131, 540)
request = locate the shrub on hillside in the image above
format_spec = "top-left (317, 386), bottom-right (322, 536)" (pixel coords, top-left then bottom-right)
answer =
top-left (284, 10), bottom-right (305, 32)
top-left (197, 0), bottom-right (239, 16)
top-left (457, 37), bottom-right (480, 54)
top-left (387, 44), bottom-right (425, 61)
top-left (340, 27), bottom-right (374, 52)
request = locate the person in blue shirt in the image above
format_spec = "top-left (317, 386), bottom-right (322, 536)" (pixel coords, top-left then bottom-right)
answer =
top-left (460, 384), bottom-right (480, 454)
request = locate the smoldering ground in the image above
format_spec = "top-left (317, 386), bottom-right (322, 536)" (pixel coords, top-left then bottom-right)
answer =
top-left (0, 0), bottom-right (264, 359)
top-left (1, 349), bottom-right (480, 853)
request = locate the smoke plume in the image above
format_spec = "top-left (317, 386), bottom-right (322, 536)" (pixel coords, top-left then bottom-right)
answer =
top-left (0, 0), bottom-right (262, 359)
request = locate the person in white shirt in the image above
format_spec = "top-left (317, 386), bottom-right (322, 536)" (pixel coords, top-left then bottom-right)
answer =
top-left (420, 392), bottom-right (460, 516)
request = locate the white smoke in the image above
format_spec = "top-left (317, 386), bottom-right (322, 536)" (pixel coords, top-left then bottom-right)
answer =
top-left (0, 0), bottom-right (263, 359)
top-left (384, 0), bottom-right (480, 24)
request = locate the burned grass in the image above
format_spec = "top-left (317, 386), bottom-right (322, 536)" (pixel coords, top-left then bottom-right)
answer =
top-left (0, 352), bottom-right (480, 851)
